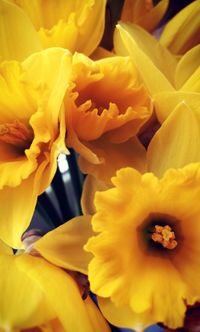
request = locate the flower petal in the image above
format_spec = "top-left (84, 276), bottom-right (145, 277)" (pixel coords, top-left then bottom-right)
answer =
top-left (0, 174), bottom-right (37, 249)
top-left (160, 0), bottom-right (200, 55)
top-left (0, 239), bottom-right (13, 255)
top-left (33, 0), bottom-right (106, 56)
top-left (154, 91), bottom-right (200, 123)
top-left (181, 66), bottom-right (200, 93)
top-left (0, 0), bottom-right (42, 61)
top-left (84, 297), bottom-right (111, 332)
top-left (0, 254), bottom-right (55, 330)
top-left (121, 0), bottom-right (169, 32)
top-left (73, 0), bottom-right (106, 56)
top-left (17, 254), bottom-right (105, 332)
top-left (34, 216), bottom-right (93, 275)
top-left (147, 102), bottom-right (200, 177)
top-left (79, 137), bottom-right (147, 184)
top-left (38, 18), bottom-right (79, 51)
top-left (22, 48), bottom-right (73, 129)
top-left (81, 175), bottom-right (110, 215)
top-left (98, 297), bottom-right (150, 331)
top-left (115, 23), bottom-right (175, 93)
top-left (0, 61), bottom-right (37, 122)
top-left (175, 45), bottom-right (200, 89)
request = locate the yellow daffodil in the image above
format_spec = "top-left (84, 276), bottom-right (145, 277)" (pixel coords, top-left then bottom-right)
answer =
top-left (0, 47), bottom-right (72, 249)
top-left (0, 217), bottom-right (111, 332)
top-left (65, 52), bottom-right (152, 183)
top-left (160, 0), bottom-right (200, 55)
top-left (80, 100), bottom-right (200, 330)
top-left (121, 0), bottom-right (169, 32)
top-left (84, 162), bottom-right (200, 330)
top-left (114, 21), bottom-right (200, 124)
top-left (6, 0), bottom-right (106, 56)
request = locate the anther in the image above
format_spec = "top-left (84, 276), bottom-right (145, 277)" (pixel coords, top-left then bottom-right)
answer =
top-left (151, 225), bottom-right (177, 250)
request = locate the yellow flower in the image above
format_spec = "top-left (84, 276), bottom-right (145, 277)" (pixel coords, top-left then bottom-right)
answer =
top-left (65, 52), bottom-right (152, 183)
top-left (7, 0), bottom-right (106, 56)
top-left (114, 21), bottom-right (200, 123)
top-left (0, 217), bottom-right (111, 332)
top-left (0, 47), bottom-right (72, 249)
top-left (121, 0), bottom-right (169, 33)
top-left (85, 163), bottom-right (200, 330)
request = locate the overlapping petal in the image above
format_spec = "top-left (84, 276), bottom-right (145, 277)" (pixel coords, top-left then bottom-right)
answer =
top-left (34, 216), bottom-right (93, 275)
top-left (10, 0), bottom-right (106, 56)
top-left (115, 22), bottom-right (200, 125)
top-left (0, 48), bottom-right (71, 248)
top-left (147, 102), bottom-right (200, 177)
top-left (17, 254), bottom-right (111, 332)
top-left (0, 254), bottom-right (55, 330)
top-left (79, 137), bottom-right (147, 184)
top-left (160, 0), bottom-right (200, 55)
top-left (114, 23), bottom-right (175, 93)
top-left (121, 0), bottom-right (169, 32)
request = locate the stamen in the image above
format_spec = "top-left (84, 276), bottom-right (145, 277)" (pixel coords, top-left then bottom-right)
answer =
top-left (151, 225), bottom-right (177, 250)
top-left (0, 120), bottom-right (33, 150)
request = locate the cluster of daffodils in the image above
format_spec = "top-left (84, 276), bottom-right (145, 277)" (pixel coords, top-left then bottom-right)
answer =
top-left (0, 0), bottom-right (200, 331)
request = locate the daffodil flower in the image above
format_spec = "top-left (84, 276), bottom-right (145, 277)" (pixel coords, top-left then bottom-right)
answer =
top-left (65, 52), bottom-right (153, 184)
top-left (121, 0), bottom-right (169, 33)
top-left (114, 21), bottom-right (200, 124)
top-left (0, 47), bottom-right (73, 249)
top-left (84, 162), bottom-right (200, 331)
top-left (0, 217), bottom-right (111, 332)
top-left (6, 0), bottom-right (106, 57)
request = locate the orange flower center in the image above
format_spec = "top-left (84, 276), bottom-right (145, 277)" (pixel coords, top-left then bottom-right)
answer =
top-left (0, 120), bottom-right (33, 151)
top-left (151, 225), bottom-right (178, 250)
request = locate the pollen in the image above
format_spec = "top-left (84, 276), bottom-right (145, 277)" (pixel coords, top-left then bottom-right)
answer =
top-left (151, 225), bottom-right (178, 250)
top-left (0, 120), bottom-right (33, 150)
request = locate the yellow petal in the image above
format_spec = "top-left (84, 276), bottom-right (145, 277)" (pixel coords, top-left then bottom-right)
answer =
top-left (175, 45), bottom-right (200, 89)
top-left (34, 108), bottom-right (68, 195)
top-left (22, 48), bottom-right (73, 129)
top-left (98, 297), bottom-right (157, 331)
top-left (17, 254), bottom-right (104, 332)
top-left (181, 66), bottom-right (200, 93)
top-left (73, 0), bottom-right (106, 56)
top-left (154, 91), bottom-right (200, 123)
top-left (38, 18), bottom-right (79, 51)
top-left (0, 0), bottom-right (42, 61)
top-left (160, 0), bottom-right (200, 55)
top-left (81, 175), bottom-right (110, 215)
top-left (0, 61), bottom-right (37, 122)
top-left (16, 0), bottom-right (106, 56)
top-left (0, 254), bottom-right (55, 330)
top-left (147, 102), bottom-right (200, 177)
top-left (135, 0), bottom-right (169, 32)
top-left (0, 152), bottom-right (37, 190)
top-left (84, 297), bottom-right (111, 332)
top-left (34, 216), bottom-right (93, 275)
top-left (0, 239), bottom-right (13, 255)
top-left (79, 137), bottom-right (147, 184)
top-left (0, 174), bottom-right (37, 249)
top-left (115, 23), bottom-right (175, 93)
top-left (91, 47), bottom-right (115, 61)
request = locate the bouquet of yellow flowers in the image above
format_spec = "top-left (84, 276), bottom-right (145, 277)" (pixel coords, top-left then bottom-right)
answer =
top-left (0, 0), bottom-right (199, 331)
